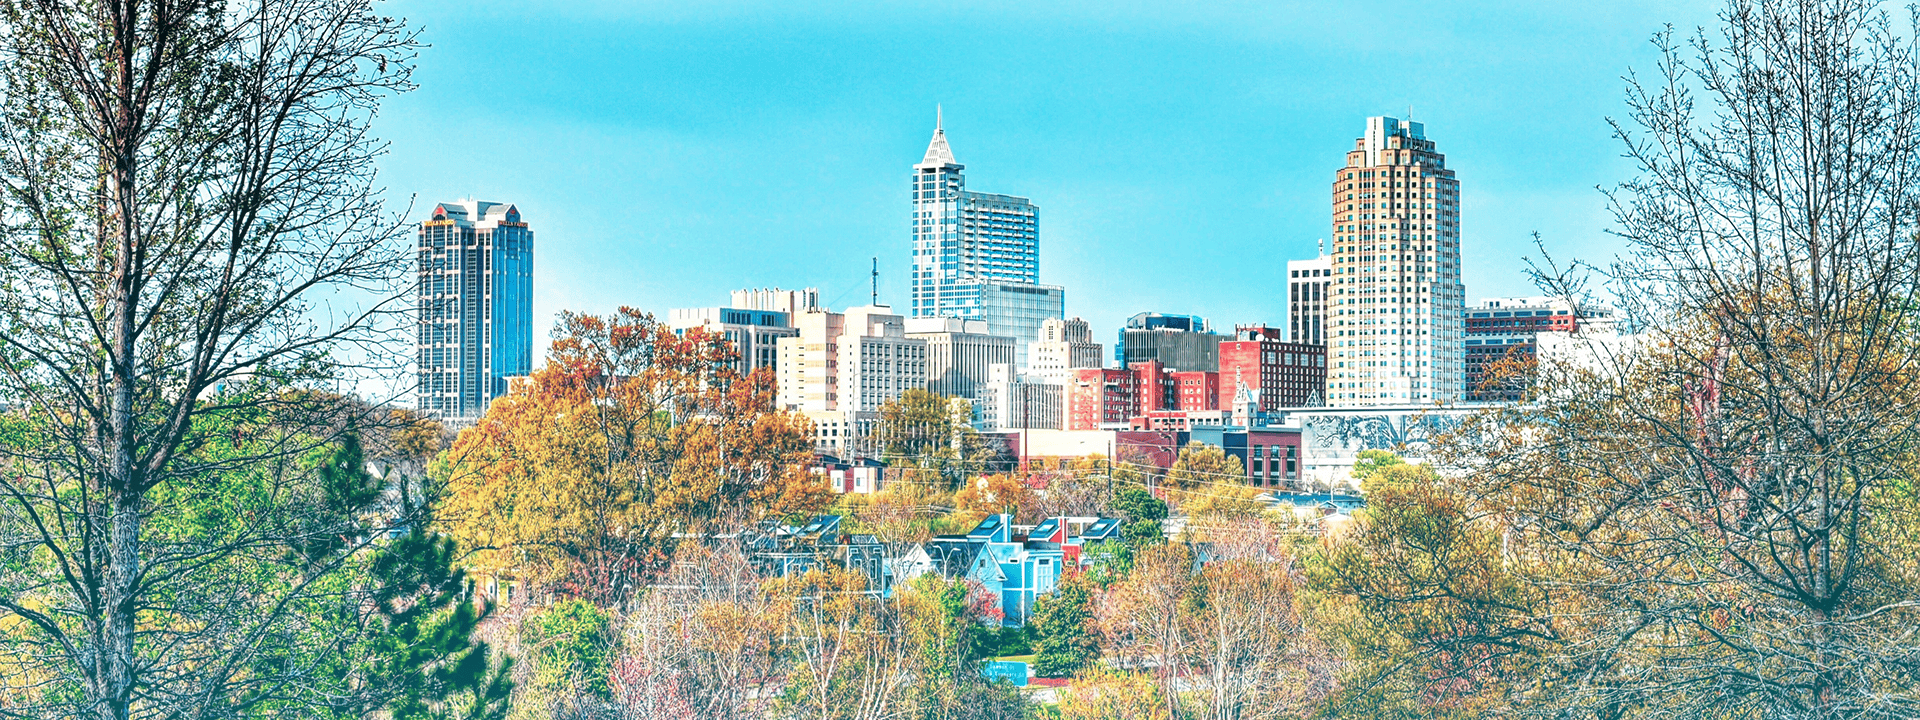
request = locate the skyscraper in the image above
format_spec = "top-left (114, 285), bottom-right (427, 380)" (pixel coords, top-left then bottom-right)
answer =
top-left (909, 110), bottom-right (1062, 362)
top-left (416, 200), bottom-right (534, 421)
top-left (1325, 117), bottom-right (1466, 405)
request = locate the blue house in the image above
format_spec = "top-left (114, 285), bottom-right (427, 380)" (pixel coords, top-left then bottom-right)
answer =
top-left (907, 514), bottom-right (1120, 626)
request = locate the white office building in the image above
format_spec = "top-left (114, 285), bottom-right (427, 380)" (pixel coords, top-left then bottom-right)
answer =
top-left (777, 305), bottom-right (929, 454)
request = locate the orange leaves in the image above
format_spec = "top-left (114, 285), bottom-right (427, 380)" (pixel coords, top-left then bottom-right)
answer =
top-left (953, 473), bottom-right (1031, 517)
top-left (433, 309), bottom-right (833, 600)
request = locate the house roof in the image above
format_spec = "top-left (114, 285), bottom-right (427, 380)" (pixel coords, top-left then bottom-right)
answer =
top-left (1080, 517), bottom-right (1122, 541)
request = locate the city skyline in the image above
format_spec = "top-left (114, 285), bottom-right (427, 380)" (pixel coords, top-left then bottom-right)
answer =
top-left (374, 0), bottom-right (1718, 361)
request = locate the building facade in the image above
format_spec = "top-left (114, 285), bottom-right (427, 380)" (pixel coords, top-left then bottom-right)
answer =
top-left (905, 317), bottom-right (1016, 408)
top-left (732, 287), bottom-right (820, 315)
top-left (777, 305), bottom-right (930, 453)
top-left (909, 111), bottom-right (1060, 359)
top-left (836, 306), bottom-right (930, 414)
top-left (1465, 296), bottom-right (1611, 401)
top-left (1029, 317), bottom-right (1103, 383)
top-left (1219, 325), bottom-right (1329, 409)
top-left (1063, 360), bottom-right (1226, 431)
top-left (416, 200), bottom-right (533, 421)
top-left (1325, 116), bottom-right (1466, 406)
top-left (1287, 254), bottom-right (1332, 346)
top-left (667, 306), bottom-right (798, 376)
top-left (1116, 312), bottom-right (1221, 372)
top-left (978, 282), bottom-right (1065, 367)
top-left (982, 363), bottom-right (1065, 431)
top-left (1066, 368), bottom-right (1143, 430)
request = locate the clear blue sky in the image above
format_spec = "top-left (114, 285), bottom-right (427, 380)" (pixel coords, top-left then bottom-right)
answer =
top-left (376, 0), bottom-right (1719, 358)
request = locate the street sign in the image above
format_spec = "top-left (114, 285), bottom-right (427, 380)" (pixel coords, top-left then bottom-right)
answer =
top-left (981, 660), bottom-right (1029, 687)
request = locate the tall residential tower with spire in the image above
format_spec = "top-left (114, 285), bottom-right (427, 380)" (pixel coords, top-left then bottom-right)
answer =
top-left (909, 109), bottom-right (1061, 366)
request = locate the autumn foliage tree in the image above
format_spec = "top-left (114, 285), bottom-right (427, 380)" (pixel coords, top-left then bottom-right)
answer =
top-left (434, 308), bottom-right (832, 602)
top-left (1167, 441), bottom-right (1246, 492)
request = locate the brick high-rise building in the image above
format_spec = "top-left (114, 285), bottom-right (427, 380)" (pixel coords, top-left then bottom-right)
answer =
top-left (1063, 360), bottom-right (1224, 430)
top-left (1219, 326), bottom-right (1329, 409)
top-left (416, 200), bottom-right (533, 422)
top-left (1326, 117), bottom-right (1466, 405)
top-left (1067, 368), bottom-right (1141, 430)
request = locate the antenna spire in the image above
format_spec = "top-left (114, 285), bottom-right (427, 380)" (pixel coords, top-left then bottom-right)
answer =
top-left (870, 257), bottom-right (879, 306)
top-left (936, 104), bottom-right (943, 131)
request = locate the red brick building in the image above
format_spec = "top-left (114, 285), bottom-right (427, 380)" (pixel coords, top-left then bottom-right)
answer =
top-left (1219, 326), bottom-right (1329, 409)
top-left (1465, 298), bottom-right (1608, 401)
top-left (1169, 371), bottom-right (1219, 413)
top-left (1067, 368), bottom-right (1139, 430)
top-left (1066, 361), bottom-right (1224, 430)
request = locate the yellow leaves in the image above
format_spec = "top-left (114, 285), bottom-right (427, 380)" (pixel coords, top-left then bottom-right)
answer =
top-left (433, 310), bottom-right (834, 594)
top-left (953, 473), bottom-right (1031, 517)
top-left (1166, 442), bottom-right (1244, 492)
top-left (1056, 668), bottom-right (1172, 720)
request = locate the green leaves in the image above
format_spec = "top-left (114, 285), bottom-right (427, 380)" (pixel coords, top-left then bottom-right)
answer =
top-left (519, 598), bottom-right (614, 700)
top-left (1032, 575), bottom-right (1099, 678)
top-left (361, 530), bottom-right (514, 720)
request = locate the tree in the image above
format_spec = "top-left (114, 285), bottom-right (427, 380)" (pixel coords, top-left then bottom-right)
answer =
top-left (1479, 1), bottom-right (1920, 715)
top-left (773, 567), bottom-right (913, 720)
top-left (612, 542), bottom-right (788, 720)
top-left (1029, 455), bottom-right (1119, 520)
top-left (517, 599), bottom-right (616, 716)
top-left (1186, 554), bottom-right (1334, 720)
top-left (1092, 544), bottom-right (1192, 719)
top-left (434, 309), bottom-right (833, 602)
top-left (0, 0), bottom-right (431, 717)
top-left (1176, 484), bottom-right (1270, 528)
top-left (1303, 461), bottom-right (1549, 717)
top-left (357, 530), bottom-right (516, 720)
top-left (872, 390), bottom-right (1006, 488)
top-left (1167, 442), bottom-right (1245, 492)
top-left (1054, 668), bottom-right (1171, 720)
top-left (1031, 574), bottom-right (1100, 678)
top-left (1347, 449), bottom-right (1405, 486)
top-left (954, 472), bottom-right (1033, 519)
top-left (1113, 486), bottom-right (1168, 550)
top-left (877, 388), bottom-right (961, 460)
top-left (1309, 5), bottom-right (1920, 717)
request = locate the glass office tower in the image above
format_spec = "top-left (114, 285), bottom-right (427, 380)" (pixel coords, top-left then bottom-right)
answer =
top-left (909, 110), bottom-right (1061, 364)
top-left (416, 200), bottom-right (534, 421)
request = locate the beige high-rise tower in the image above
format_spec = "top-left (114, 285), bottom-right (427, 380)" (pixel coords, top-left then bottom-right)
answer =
top-left (1325, 116), bottom-right (1465, 405)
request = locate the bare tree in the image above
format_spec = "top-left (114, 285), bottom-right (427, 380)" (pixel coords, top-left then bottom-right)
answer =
top-left (0, 1), bottom-right (432, 718)
top-left (611, 542), bottom-right (788, 720)
top-left (1432, 0), bottom-right (1920, 717)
